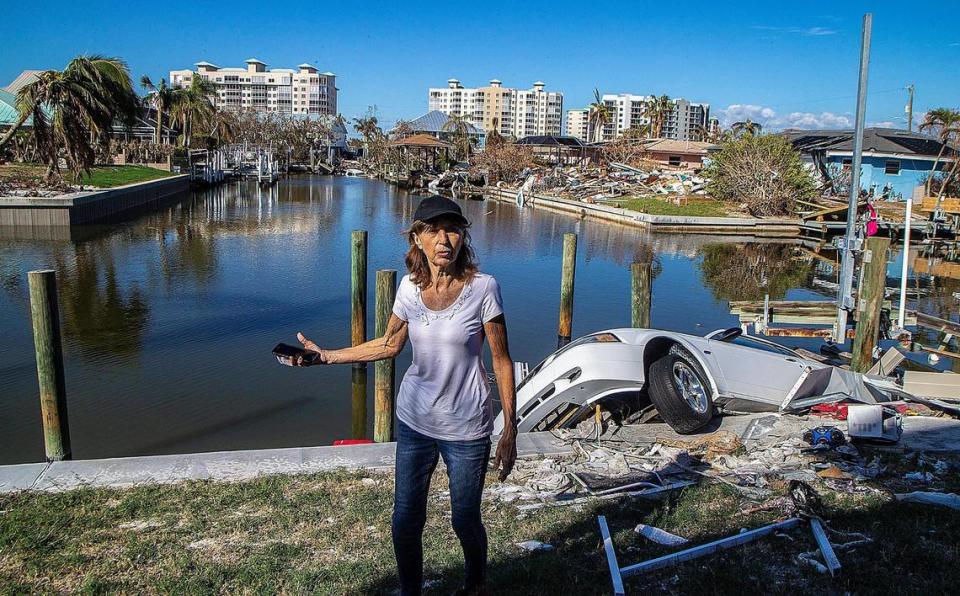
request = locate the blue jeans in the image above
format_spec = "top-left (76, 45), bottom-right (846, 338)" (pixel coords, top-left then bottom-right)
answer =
top-left (393, 420), bottom-right (491, 595)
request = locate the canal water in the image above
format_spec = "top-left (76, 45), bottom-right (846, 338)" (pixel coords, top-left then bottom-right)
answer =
top-left (0, 176), bottom-right (952, 464)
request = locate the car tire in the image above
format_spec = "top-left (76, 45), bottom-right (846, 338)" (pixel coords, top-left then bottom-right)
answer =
top-left (648, 348), bottom-right (714, 434)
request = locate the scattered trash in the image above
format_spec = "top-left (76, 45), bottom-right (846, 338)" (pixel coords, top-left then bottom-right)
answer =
top-left (895, 492), bottom-right (960, 510)
top-left (516, 540), bottom-right (555, 552)
top-left (634, 524), bottom-right (689, 547)
top-left (903, 471), bottom-right (935, 483)
top-left (816, 466), bottom-right (852, 480)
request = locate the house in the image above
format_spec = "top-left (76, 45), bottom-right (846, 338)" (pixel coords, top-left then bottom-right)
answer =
top-left (784, 128), bottom-right (957, 200)
top-left (641, 139), bottom-right (717, 169)
top-left (398, 110), bottom-right (485, 148)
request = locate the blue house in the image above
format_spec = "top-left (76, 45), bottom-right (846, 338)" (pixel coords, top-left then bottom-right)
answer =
top-left (785, 128), bottom-right (956, 200)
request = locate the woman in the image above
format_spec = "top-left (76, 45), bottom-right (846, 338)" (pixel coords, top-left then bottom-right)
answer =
top-left (295, 195), bottom-right (517, 595)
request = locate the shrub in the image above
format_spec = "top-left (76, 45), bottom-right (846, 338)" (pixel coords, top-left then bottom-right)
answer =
top-left (704, 134), bottom-right (815, 216)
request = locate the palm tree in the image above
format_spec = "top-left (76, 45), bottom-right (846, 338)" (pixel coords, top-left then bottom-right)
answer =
top-left (622, 124), bottom-right (651, 139)
top-left (140, 76), bottom-right (176, 145)
top-left (731, 119), bottom-right (763, 137)
top-left (645, 95), bottom-right (674, 139)
top-left (691, 122), bottom-right (725, 143)
top-left (0, 55), bottom-right (138, 182)
top-left (587, 89), bottom-right (611, 143)
top-left (442, 113), bottom-right (473, 160)
top-left (170, 76), bottom-right (215, 148)
top-left (207, 109), bottom-right (239, 147)
top-left (919, 108), bottom-right (960, 195)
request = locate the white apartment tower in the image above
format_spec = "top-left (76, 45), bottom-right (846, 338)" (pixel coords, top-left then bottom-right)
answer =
top-left (169, 59), bottom-right (338, 115)
top-left (599, 93), bottom-right (710, 141)
top-left (428, 79), bottom-right (563, 138)
top-left (566, 109), bottom-right (590, 141)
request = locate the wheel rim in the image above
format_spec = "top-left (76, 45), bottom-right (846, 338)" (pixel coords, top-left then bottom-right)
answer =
top-left (672, 361), bottom-right (709, 414)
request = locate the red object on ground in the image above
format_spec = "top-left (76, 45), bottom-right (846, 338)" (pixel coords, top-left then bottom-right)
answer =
top-left (810, 403), bottom-right (849, 420)
top-left (333, 439), bottom-right (375, 446)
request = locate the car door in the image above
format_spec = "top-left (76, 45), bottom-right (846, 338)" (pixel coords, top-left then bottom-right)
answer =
top-left (706, 337), bottom-right (809, 405)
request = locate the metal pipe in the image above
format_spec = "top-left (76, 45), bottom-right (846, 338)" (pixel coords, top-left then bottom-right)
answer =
top-left (898, 197), bottom-right (913, 327)
top-left (835, 12), bottom-right (873, 342)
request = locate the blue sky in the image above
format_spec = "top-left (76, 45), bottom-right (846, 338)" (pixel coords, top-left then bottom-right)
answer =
top-left (3, 1), bottom-right (958, 132)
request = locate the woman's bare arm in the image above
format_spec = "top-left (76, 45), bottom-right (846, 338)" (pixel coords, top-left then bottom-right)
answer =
top-left (485, 314), bottom-right (517, 480)
top-left (297, 314), bottom-right (408, 364)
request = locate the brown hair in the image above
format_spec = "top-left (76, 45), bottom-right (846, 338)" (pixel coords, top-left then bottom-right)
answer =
top-left (404, 219), bottom-right (478, 288)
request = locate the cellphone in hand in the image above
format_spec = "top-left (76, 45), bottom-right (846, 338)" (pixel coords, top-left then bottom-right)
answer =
top-left (272, 343), bottom-right (320, 366)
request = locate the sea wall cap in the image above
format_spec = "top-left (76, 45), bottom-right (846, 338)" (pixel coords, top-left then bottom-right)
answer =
top-left (413, 195), bottom-right (468, 225)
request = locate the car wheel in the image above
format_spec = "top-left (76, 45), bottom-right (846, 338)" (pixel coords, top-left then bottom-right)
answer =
top-left (648, 349), bottom-right (714, 434)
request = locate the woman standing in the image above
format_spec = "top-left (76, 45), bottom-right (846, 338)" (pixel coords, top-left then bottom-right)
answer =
top-left (295, 195), bottom-right (517, 595)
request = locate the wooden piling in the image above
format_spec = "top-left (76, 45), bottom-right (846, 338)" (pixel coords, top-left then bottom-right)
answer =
top-left (374, 270), bottom-right (397, 443)
top-left (851, 237), bottom-right (891, 372)
top-left (631, 261), bottom-right (652, 328)
top-left (558, 233), bottom-right (577, 347)
top-left (351, 230), bottom-right (368, 438)
top-left (28, 270), bottom-right (71, 461)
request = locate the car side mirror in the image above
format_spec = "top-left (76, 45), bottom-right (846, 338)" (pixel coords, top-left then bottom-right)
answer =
top-left (713, 327), bottom-right (742, 342)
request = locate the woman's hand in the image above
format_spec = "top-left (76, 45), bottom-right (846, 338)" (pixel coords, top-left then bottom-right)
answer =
top-left (493, 425), bottom-right (517, 481)
top-left (296, 332), bottom-right (329, 366)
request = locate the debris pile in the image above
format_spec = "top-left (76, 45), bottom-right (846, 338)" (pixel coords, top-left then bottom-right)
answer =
top-left (484, 413), bottom-right (959, 511)
top-left (498, 163), bottom-right (711, 206)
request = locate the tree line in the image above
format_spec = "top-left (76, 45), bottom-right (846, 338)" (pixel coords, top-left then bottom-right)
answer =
top-left (0, 55), bottom-right (344, 183)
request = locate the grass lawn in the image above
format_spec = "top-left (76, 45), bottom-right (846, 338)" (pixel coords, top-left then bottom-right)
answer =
top-left (2, 466), bottom-right (958, 594)
top-left (619, 197), bottom-right (734, 218)
top-left (0, 164), bottom-right (173, 191)
top-left (76, 165), bottom-right (174, 188)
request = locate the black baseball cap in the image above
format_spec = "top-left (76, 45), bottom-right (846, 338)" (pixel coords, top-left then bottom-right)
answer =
top-left (413, 195), bottom-right (468, 225)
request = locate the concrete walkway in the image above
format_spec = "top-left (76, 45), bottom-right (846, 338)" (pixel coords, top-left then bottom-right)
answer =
top-left (0, 431), bottom-right (572, 494)
top-left (3, 414), bottom-right (958, 494)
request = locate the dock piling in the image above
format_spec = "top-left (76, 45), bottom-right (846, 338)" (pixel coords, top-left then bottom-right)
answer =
top-left (851, 236), bottom-right (891, 372)
top-left (558, 233), bottom-right (578, 348)
top-left (631, 261), bottom-right (652, 328)
top-left (28, 270), bottom-right (71, 461)
top-left (374, 270), bottom-right (397, 443)
top-left (351, 230), bottom-right (368, 439)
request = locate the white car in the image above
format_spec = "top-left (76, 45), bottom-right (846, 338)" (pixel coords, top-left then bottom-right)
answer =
top-left (495, 327), bottom-right (902, 435)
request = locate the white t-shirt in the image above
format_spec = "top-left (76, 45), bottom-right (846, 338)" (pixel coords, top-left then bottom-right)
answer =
top-left (392, 272), bottom-right (504, 440)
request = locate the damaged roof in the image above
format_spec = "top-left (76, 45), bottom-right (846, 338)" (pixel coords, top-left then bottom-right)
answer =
top-left (784, 127), bottom-right (956, 157)
top-left (515, 135), bottom-right (585, 147)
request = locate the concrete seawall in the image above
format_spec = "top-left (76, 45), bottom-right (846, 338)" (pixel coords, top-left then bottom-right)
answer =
top-left (0, 175), bottom-right (190, 226)
top-left (485, 188), bottom-right (801, 237)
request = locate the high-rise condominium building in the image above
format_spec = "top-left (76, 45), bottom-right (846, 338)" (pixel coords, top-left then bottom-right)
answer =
top-left (428, 79), bottom-right (563, 138)
top-left (565, 108), bottom-right (590, 141)
top-left (169, 59), bottom-right (338, 115)
top-left (599, 94), bottom-right (710, 142)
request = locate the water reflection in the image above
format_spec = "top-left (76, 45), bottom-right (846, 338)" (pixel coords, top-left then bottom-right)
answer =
top-left (54, 243), bottom-right (150, 359)
top-left (699, 243), bottom-right (814, 302)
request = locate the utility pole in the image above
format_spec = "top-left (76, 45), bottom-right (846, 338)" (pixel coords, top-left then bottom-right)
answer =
top-left (906, 84), bottom-right (915, 132)
top-left (834, 13), bottom-right (873, 343)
